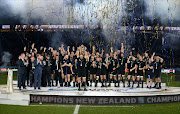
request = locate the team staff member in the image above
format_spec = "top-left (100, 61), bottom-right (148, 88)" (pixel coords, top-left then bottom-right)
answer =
top-left (153, 56), bottom-right (163, 89)
top-left (34, 54), bottom-right (44, 90)
top-left (29, 56), bottom-right (35, 87)
top-left (77, 54), bottom-right (87, 91)
top-left (18, 53), bottom-right (28, 90)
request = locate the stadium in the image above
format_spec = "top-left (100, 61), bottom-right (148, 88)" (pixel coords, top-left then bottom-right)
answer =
top-left (0, 0), bottom-right (180, 114)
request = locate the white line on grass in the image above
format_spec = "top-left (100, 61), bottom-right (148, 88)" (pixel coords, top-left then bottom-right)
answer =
top-left (73, 105), bottom-right (80, 114)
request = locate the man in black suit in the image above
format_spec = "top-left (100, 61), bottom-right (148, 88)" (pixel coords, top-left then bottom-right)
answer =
top-left (29, 56), bottom-right (35, 87)
top-left (18, 53), bottom-right (28, 90)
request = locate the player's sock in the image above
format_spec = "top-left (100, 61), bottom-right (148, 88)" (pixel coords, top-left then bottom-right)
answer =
top-left (101, 79), bottom-right (104, 86)
top-left (78, 83), bottom-right (80, 90)
top-left (84, 82), bottom-right (86, 90)
top-left (117, 80), bottom-right (120, 87)
top-left (108, 79), bottom-right (111, 86)
top-left (138, 80), bottom-right (140, 87)
top-left (93, 78), bottom-right (96, 83)
top-left (104, 79), bottom-right (107, 87)
top-left (90, 79), bottom-right (92, 84)
top-left (123, 79), bottom-right (125, 87)
top-left (114, 80), bottom-right (116, 87)
top-left (95, 78), bottom-right (98, 87)
top-left (142, 80), bottom-right (143, 88)
top-left (65, 82), bottom-right (67, 86)
top-left (73, 82), bottom-right (75, 87)
top-left (154, 82), bottom-right (157, 88)
top-left (128, 79), bottom-right (130, 86)
top-left (68, 81), bottom-right (71, 86)
top-left (159, 82), bottom-right (161, 88)
top-left (51, 79), bottom-right (54, 86)
top-left (132, 80), bottom-right (134, 87)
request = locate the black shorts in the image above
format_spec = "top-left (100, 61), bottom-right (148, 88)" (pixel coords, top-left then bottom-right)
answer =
top-left (101, 68), bottom-right (106, 75)
top-left (145, 71), bottom-right (153, 79)
top-left (78, 70), bottom-right (86, 77)
top-left (137, 70), bottom-right (143, 76)
top-left (72, 70), bottom-right (78, 77)
top-left (51, 69), bottom-right (54, 74)
top-left (96, 69), bottom-right (101, 76)
top-left (109, 68), bottom-right (113, 74)
top-left (63, 67), bottom-right (71, 75)
top-left (112, 69), bottom-right (117, 75)
top-left (117, 68), bottom-right (125, 75)
top-left (90, 68), bottom-right (96, 75)
top-left (128, 70), bottom-right (135, 76)
top-left (154, 72), bottom-right (161, 78)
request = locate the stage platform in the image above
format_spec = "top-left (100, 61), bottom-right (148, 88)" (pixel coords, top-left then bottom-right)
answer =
top-left (0, 81), bottom-right (180, 105)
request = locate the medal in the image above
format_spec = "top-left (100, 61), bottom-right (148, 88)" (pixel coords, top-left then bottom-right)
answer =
top-left (139, 63), bottom-right (141, 68)
top-left (156, 62), bottom-right (157, 69)
top-left (75, 63), bottom-right (77, 69)
top-left (80, 60), bottom-right (82, 66)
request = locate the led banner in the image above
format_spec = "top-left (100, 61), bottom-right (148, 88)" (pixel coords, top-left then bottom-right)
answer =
top-left (1, 25), bottom-right (180, 32)
top-left (30, 94), bottom-right (180, 105)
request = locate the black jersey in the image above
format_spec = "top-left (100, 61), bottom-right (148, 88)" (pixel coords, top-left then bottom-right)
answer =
top-left (45, 58), bottom-right (51, 68)
top-left (137, 60), bottom-right (144, 71)
top-left (153, 61), bottom-right (163, 74)
top-left (118, 57), bottom-right (127, 70)
top-left (77, 58), bottom-right (86, 70)
top-left (143, 57), bottom-right (149, 66)
top-left (51, 58), bottom-right (55, 70)
top-left (61, 59), bottom-right (71, 73)
top-left (136, 58), bottom-right (144, 70)
top-left (69, 57), bottom-right (78, 71)
top-left (101, 58), bottom-right (107, 70)
top-left (109, 57), bottom-right (117, 71)
top-left (55, 59), bottom-right (60, 70)
top-left (145, 62), bottom-right (153, 72)
top-left (127, 60), bottom-right (136, 70)
top-left (96, 61), bottom-right (102, 70)
top-left (89, 60), bottom-right (97, 69)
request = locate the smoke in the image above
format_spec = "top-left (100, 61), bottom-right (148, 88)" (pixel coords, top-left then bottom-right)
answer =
top-left (144, 0), bottom-right (180, 25)
top-left (3, 0), bottom-right (180, 52)
top-left (1, 51), bottom-right (12, 67)
top-left (50, 32), bottom-right (66, 50)
top-left (0, 0), bottom-right (132, 49)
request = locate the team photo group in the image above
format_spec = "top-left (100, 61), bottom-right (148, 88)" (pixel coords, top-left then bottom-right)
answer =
top-left (17, 43), bottom-right (163, 91)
